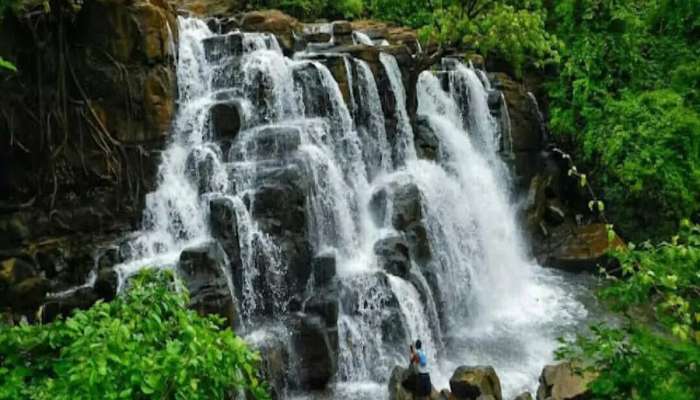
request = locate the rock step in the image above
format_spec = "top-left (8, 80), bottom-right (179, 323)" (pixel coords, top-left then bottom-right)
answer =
top-left (228, 125), bottom-right (303, 163)
top-left (202, 32), bottom-right (278, 63)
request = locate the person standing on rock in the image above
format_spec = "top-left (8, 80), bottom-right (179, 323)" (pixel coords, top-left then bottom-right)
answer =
top-left (408, 340), bottom-right (432, 399)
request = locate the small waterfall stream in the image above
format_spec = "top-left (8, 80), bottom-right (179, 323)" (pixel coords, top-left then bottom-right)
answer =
top-left (112, 16), bottom-right (589, 398)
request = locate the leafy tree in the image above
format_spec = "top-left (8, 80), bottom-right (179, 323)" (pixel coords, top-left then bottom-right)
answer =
top-left (245, 0), bottom-right (363, 19)
top-left (558, 221), bottom-right (700, 399)
top-left (547, 0), bottom-right (700, 239)
top-left (0, 270), bottom-right (270, 400)
top-left (425, 1), bottom-right (560, 75)
top-left (366, 0), bottom-right (559, 75)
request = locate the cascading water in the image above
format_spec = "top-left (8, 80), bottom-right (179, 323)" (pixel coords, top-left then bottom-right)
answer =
top-left (112, 15), bottom-right (590, 399)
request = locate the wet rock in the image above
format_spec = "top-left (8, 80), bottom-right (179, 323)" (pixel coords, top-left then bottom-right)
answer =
top-left (388, 366), bottom-right (414, 400)
top-left (253, 332), bottom-right (290, 399)
top-left (524, 174), bottom-right (548, 234)
top-left (331, 21), bottom-right (353, 45)
top-left (0, 215), bottom-right (30, 247)
top-left (544, 203), bottom-right (566, 226)
top-left (414, 116), bottom-right (440, 161)
top-left (374, 236), bottom-right (411, 278)
top-left (449, 366), bottom-right (502, 400)
top-left (0, 257), bottom-right (46, 314)
top-left (536, 362), bottom-right (594, 400)
top-left (389, 365), bottom-right (445, 400)
top-left (246, 160), bottom-right (313, 300)
top-left (94, 267), bottom-right (119, 301)
top-left (241, 10), bottom-right (300, 55)
top-left (514, 392), bottom-right (534, 400)
top-left (303, 286), bottom-right (339, 327)
top-left (178, 240), bottom-right (238, 328)
top-left (205, 17), bottom-right (239, 34)
top-left (209, 197), bottom-right (241, 277)
top-left (305, 31), bottom-right (331, 43)
top-left (10, 277), bottom-right (50, 315)
top-left (293, 62), bottom-right (336, 118)
top-left (312, 253), bottom-right (336, 287)
top-left (290, 314), bottom-right (338, 390)
top-left (332, 21), bottom-right (353, 36)
top-left (544, 224), bottom-right (625, 273)
top-left (40, 286), bottom-right (100, 323)
top-left (230, 125), bottom-right (302, 162)
top-left (340, 272), bottom-right (408, 347)
top-left (369, 187), bottom-right (389, 225)
top-left (210, 101), bottom-right (243, 140)
top-left (203, 33), bottom-right (245, 62)
top-left (490, 73), bottom-right (542, 153)
top-left (303, 53), bottom-right (352, 106)
top-left (185, 148), bottom-right (218, 194)
top-left (392, 183), bottom-right (423, 230)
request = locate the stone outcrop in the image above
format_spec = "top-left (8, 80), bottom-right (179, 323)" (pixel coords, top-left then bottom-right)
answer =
top-left (290, 313), bottom-right (339, 390)
top-left (178, 240), bottom-right (239, 328)
top-left (540, 223), bottom-right (625, 273)
top-left (388, 366), bottom-right (445, 400)
top-left (536, 362), bottom-right (595, 400)
top-left (0, 0), bottom-right (178, 321)
top-left (240, 10), bottom-right (301, 55)
top-left (449, 366), bottom-right (503, 400)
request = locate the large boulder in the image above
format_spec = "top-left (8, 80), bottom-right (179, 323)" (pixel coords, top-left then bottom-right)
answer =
top-left (536, 362), bottom-right (594, 400)
top-left (178, 240), bottom-right (238, 328)
top-left (311, 253), bottom-right (336, 288)
top-left (210, 100), bottom-right (244, 139)
top-left (414, 116), bottom-right (440, 161)
top-left (388, 366), bottom-right (416, 400)
top-left (543, 224), bottom-right (625, 273)
top-left (240, 10), bottom-right (300, 55)
top-left (514, 392), bottom-right (534, 400)
top-left (389, 365), bottom-right (445, 400)
top-left (290, 314), bottom-right (338, 390)
top-left (374, 236), bottom-right (411, 278)
top-left (449, 366), bottom-right (503, 400)
top-left (0, 0), bottom-right (178, 319)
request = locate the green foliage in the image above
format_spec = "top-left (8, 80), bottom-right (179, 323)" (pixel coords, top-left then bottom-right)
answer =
top-left (366, 0), bottom-right (559, 75)
top-left (0, 270), bottom-right (270, 400)
top-left (547, 0), bottom-right (700, 239)
top-left (247, 0), bottom-right (363, 19)
top-left (558, 222), bottom-right (700, 399)
top-left (583, 90), bottom-right (700, 237)
top-left (425, 2), bottom-right (560, 75)
top-left (367, 0), bottom-right (435, 27)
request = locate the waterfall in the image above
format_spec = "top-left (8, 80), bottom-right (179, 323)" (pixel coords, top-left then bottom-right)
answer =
top-left (113, 16), bottom-right (588, 399)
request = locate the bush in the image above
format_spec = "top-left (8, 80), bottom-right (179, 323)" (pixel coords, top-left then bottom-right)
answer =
top-left (547, 0), bottom-right (700, 239)
top-left (0, 270), bottom-right (269, 400)
top-left (583, 90), bottom-right (700, 238)
top-left (558, 221), bottom-right (700, 399)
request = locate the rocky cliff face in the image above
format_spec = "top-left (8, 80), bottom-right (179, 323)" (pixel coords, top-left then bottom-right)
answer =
top-left (0, 0), bottom-right (178, 322)
top-left (0, 0), bottom-right (582, 349)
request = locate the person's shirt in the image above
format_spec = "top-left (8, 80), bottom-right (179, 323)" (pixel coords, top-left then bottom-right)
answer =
top-left (417, 350), bottom-right (428, 374)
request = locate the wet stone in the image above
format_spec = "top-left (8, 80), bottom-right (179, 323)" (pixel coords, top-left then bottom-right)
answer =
top-left (202, 33), bottom-right (244, 62)
top-left (210, 101), bottom-right (243, 140)
top-left (312, 253), bottom-right (336, 287)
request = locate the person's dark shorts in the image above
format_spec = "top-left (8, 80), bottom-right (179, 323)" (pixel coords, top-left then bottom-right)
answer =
top-left (416, 372), bottom-right (432, 396)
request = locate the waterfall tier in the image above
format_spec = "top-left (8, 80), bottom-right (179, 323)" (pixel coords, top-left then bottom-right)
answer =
top-left (113, 17), bottom-right (588, 399)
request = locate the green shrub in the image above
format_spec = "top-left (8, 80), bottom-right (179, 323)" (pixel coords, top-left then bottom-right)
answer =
top-left (0, 270), bottom-right (270, 400)
top-left (558, 221), bottom-right (700, 399)
top-left (583, 90), bottom-right (700, 238)
top-left (547, 0), bottom-right (700, 239)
